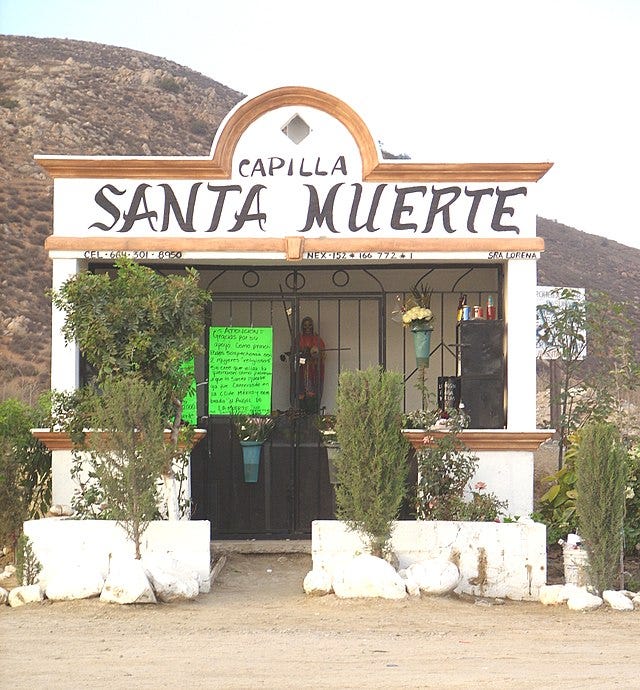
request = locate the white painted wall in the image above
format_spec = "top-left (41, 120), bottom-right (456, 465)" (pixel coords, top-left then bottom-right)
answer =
top-left (24, 518), bottom-right (212, 592)
top-left (472, 450), bottom-right (534, 517)
top-left (51, 258), bottom-right (82, 392)
top-left (312, 519), bottom-right (546, 600)
top-left (505, 258), bottom-right (538, 429)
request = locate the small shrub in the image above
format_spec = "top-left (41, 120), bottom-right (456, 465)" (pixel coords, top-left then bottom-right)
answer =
top-left (83, 376), bottom-right (171, 558)
top-left (534, 463), bottom-right (579, 545)
top-left (0, 97), bottom-right (19, 109)
top-left (415, 409), bottom-right (505, 521)
top-left (158, 76), bottom-right (181, 94)
top-left (623, 444), bottom-right (640, 554)
top-left (0, 397), bottom-right (51, 552)
top-left (15, 534), bottom-right (41, 585)
top-left (576, 421), bottom-right (627, 593)
top-left (189, 118), bottom-right (209, 136)
top-left (334, 367), bottom-right (409, 557)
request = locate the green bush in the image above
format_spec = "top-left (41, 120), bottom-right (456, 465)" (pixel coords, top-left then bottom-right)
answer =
top-left (534, 463), bottom-right (579, 545)
top-left (576, 421), bottom-right (627, 593)
top-left (0, 397), bottom-right (51, 552)
top-left (15, 533), bottom-right (41, 585)
top-left (158, 76), bottom-right (181, 93)
top-left (334, 367), bottom-right (409, 557)
top-left (623, 444), bottom-right (640, 554)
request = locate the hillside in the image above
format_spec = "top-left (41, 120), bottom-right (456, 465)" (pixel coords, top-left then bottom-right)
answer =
top-left (1, 34), bottom-right (638, 400)
top-left (0, 35), bottom-right (243, 399)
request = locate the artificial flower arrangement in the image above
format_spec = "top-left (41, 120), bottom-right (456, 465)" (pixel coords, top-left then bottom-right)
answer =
top-left (232, 414), bottom-right (276, 443)
top-left (400, 281), bottom-right (434, 327)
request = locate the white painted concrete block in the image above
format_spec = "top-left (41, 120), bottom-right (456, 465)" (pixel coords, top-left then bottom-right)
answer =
top-left (312, 519), bottom-right (546, 601)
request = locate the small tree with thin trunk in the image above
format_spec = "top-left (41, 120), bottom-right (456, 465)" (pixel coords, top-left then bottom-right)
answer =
top-left (334, 366), bottom-right (409, 558)
top-left (85, 376), bottom-right (169, 558)
top-left (50, 258), bottom-right (210, 518)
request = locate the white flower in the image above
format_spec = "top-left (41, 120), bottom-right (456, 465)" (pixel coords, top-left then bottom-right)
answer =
top-left (402, 306), bottom-right (433, 324)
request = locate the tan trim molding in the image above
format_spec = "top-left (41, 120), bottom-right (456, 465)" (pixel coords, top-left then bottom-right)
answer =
top-left (402, 429), bottom-right (555, 452)
top-left (45, 235), bottom-right (545, 254)
top-left (32, 429), bottom-right (207, 451)
top-left (35, 86), bottom-right (553, 182)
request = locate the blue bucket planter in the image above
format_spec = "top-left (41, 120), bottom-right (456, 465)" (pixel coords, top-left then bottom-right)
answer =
top-left (240, 441), bottom-right (263, 483)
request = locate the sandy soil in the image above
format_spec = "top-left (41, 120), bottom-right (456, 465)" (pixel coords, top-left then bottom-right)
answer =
top-left (1, 553), bottom-right (640, 689)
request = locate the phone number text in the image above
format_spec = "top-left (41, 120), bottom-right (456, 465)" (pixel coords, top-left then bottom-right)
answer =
top-left (83, 250), bottom-right (183, 260)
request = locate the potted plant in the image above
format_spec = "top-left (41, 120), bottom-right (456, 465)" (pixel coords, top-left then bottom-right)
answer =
top-left (316, 414), bottom-right (339, 484)
top-left (400, 281), bottom-right (434, 367)
top-left (232, 414), bottom-right (276, 483)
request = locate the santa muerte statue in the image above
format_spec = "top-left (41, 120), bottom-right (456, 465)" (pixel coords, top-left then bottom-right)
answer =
top-left (294, 316), bottom-right (325, 414)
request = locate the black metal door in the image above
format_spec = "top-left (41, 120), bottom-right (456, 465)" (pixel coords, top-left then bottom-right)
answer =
top-left (191, 273), bottom-right (383, 539)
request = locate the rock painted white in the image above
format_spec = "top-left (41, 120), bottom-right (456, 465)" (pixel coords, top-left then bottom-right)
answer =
top-left (405, 559), bottom-right (460, 595)
top-left (566, 588), bottom-right (603, 611)
top-left (142, 553), bottom-right (200, 602)
top-left (8, 584), bottom-right (44, 607)
top-left (303, 569), bottom-right (333, 596)
top-left (100, 556), bottom-right (157, 604)
top-left (603, 590), bottom-right (634, 611)
top-left (398, 569), bottom-right (421, 597)
top-left (312, 519), bottom-right (546, 601)
top-left (23, 518), bottom-right (211, 593)
top-left (44, 561), bottom-right (105, 601)
top-left (539, 584), bottom-right (565, 606)
top-left (332, 555), bottom-right (407, 600)
top-left (0, 586), bottom-right (8, 604)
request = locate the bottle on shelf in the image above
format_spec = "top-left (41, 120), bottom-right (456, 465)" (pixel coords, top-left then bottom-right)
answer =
top-left (456, 293), bottom-right (467, 322)
top-left (486, 295), bottom-right (496, 320)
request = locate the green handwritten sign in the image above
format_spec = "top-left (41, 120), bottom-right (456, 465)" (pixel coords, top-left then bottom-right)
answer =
top-left (180, 358), bottom-right (197, 426)
top-left (208, 327), bottom-right (273, 415)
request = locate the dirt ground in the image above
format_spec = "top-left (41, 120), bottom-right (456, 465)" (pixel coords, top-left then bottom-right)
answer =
top-left (2, 553), bottom-right (640, 689)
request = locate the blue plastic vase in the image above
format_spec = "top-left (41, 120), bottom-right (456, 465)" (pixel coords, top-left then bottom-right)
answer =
top-left (410, 322), bottom-right (433, 367)
top-left (240, 441), bottom-right (263, 483)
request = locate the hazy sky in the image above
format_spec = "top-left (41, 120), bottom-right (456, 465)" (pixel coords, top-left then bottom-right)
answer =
top-left (2, 0), bottom-right (639, 248)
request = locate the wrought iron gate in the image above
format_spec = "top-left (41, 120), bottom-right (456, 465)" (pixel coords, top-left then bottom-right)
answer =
top-left (191, 267), bottom-right (385, 538)
top-left (187, 264), bottom-right (502, 538)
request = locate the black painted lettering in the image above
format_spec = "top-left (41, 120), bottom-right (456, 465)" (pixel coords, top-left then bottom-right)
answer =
top-left (299, 158), bottom-right (313, 177)
top-left (464, 187), bottom-right (494, 233)
top-left (348, 183), bottom-right (385, 232)
top-left (391, 185), bottom-right (427, 232)
top-left (298, 183), bottom-right (343, 233)
top-left (424, 186), bottom-right (461, 233)
top-left (331, 156), bottom-right (347, 176)
top-left (205, 184), bottom-right (242, 232)
top-left (228, 184), bottom-right (267, 231)
top-left (159, 183), bottom-right (201, 232)
top-left (269, 157), bottom-right (285, 175)
top-left (491, 186), bottom-right (527, 233)
top-left (238, 159), bottom-right (250, 177)
top-left (121, 183), bottom-right (158, 232)
top-left (314, 158), bottom-right (328, 176)
top-left (90, 184), bottom-right (125, 231)
top-left (251, 159), bottom-right (266, 176)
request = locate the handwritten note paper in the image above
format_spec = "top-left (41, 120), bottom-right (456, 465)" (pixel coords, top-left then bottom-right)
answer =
top-left (208, 327), bottom-right (273, 415)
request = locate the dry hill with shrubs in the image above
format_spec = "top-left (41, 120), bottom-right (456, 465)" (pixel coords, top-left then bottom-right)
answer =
top-left (1, 34), bottom-right (639, 400)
